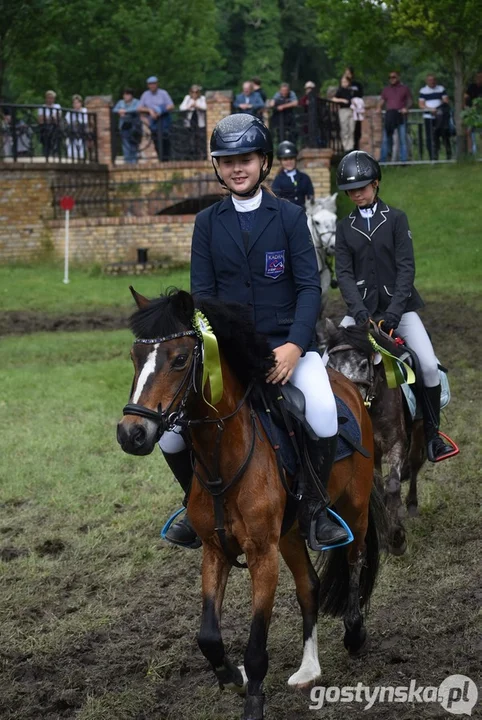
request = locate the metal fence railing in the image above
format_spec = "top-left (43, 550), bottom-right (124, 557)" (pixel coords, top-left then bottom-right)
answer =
top-left (368, 108), bottom-right (456, 164)
top-left (51, 175), bottom-right (220, 219)
top-left (110, 109), bottom-right (207, 165)
top-left (0, 104), bottom-right (98, 163)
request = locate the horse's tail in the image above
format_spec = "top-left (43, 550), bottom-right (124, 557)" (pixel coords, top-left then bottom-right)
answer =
top-left (317, 483), bottom-right (388, 617)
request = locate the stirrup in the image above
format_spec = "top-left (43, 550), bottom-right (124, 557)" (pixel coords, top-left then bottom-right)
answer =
top-left (308, 508), bottom-right (354, 552)
top-left (427, 432), bottom-right (460, 463)
top-left (160, 508), bottom-right (202, 549)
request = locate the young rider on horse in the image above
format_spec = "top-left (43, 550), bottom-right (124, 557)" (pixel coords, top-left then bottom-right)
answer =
top-left (335, 150), bottom-right (454, 463)
top-left (271, 140), bottom-right (314, 208)
top-left (160, 113), bottom-right (348, 550)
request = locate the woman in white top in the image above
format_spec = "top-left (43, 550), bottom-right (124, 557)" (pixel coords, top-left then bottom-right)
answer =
top-left (179, 85), bottom-right (207, 159)
top-left (65, 95), bottom-right (88, 160)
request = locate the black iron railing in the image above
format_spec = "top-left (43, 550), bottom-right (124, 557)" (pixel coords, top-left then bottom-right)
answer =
top-left (265, 97), bottom-right (343, 155)
top-left (0, 104), bottom-right (98, 163)
top-left (111, 109), bottom-right (207, 165)
top-left (369, 109), bottom-right (456, 163)
top-left (51, 175), bottom-right (220, 219)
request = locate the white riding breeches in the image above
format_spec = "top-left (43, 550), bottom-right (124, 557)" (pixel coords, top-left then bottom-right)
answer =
top-left (340, 311), bottom-right (440, 388)
top-left (159, 350), bottom-right (338, 454)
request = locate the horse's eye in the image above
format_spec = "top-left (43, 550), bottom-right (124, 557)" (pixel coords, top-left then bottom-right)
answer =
top-left (172, 354), bottom-right (188, 369)
top-left (359, 359), bottom-right (369, 371)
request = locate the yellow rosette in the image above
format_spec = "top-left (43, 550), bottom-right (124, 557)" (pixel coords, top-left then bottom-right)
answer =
top-left (192, 310), bottom-right (224, 407)
top-left (368, 333), bottom-right (415, 389)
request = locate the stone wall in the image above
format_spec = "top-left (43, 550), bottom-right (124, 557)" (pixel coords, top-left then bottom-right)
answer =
top-left (46, 214), bottom-right (195, 265)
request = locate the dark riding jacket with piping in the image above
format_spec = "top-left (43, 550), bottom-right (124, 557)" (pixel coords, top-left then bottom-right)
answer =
top-left (335, 199), bottom-right (424, 323)
top-left (271, 170), bottom-right (314, 208)
top-left (191, 189), bottom-right (321, 352)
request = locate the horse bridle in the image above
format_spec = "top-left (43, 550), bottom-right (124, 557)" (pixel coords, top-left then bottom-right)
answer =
top-left (122, 330), bottom-right (201, 436)
top-left (327, 343), bottom-right (377, 408)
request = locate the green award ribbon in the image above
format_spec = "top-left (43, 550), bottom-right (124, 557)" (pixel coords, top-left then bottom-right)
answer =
top-left (192, 310), bottom-right (224, 406)
top-left (368, 334), bottom-right (415, 389)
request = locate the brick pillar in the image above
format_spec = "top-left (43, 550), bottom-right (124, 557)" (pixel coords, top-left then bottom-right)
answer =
top-left (85, 95), bottom-right (113, 166)
top-left (360, 96), bottom-right (382, 160)
top-left (297, 147), bottom-right (333, 198)
top-left (205, 90), bottom-right (233, 158)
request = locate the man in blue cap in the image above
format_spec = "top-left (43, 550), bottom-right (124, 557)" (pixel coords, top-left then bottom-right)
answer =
top-left (138, 75), bottom-right (174, 160)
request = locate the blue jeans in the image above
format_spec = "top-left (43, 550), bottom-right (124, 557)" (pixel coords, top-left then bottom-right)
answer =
top-left (121, 128), bottom-right (138, 164)
top-left (380, 121), bottom-right (407, 162)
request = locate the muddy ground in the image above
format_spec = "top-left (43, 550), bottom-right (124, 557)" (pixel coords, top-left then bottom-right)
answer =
top-left (1, 295), bottom-right (480, 720)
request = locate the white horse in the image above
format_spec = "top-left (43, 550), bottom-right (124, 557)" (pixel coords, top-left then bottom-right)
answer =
top-left (306, 194), bottom-right (338, 349)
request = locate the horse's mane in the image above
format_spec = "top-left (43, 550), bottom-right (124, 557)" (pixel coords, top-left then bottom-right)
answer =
top-left (326, 323), bottom-right (405, 358)
top-left (130, 289), bottom-right (275, 388)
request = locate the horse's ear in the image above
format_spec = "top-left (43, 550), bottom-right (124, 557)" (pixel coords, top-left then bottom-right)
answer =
top-left (171, 290), bottom-right (195, 323)
top-left (325, 317), bottom-right (337, 338)
top-left (130, 286), bottom-right (150, 309)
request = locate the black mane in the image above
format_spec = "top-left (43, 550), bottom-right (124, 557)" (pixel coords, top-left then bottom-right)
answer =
top-left (130, 289), bottom-right (275, 387)
top-left (327, 323), bottom-right (405, 358)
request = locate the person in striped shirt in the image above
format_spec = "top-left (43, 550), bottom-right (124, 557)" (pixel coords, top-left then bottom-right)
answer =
top-left (418, 74), bottom-right (451, 160)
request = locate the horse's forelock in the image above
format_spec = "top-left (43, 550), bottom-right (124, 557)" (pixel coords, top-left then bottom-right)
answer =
top-left (129, 291), bottom-right (189, 339)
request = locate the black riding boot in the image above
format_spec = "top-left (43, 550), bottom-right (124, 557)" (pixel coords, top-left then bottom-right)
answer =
top-left (162, 449), bottom-right (201, 549)
top-left (298, 435), bottom-right (349, 550)
top-left (423, 385), bottom-right (454, 462)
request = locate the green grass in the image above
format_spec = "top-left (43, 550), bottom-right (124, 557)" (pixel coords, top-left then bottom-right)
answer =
top-left (0, 265), bottom-right (190, 313)
top-left (336, 162), bottom-right (482, 297)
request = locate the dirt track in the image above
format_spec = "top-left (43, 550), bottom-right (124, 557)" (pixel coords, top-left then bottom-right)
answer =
top-left (1, 295), bottom-right (480, 720)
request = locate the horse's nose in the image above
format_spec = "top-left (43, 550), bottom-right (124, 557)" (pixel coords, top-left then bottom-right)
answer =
top-left (117, 420), bottom-right (147, 453)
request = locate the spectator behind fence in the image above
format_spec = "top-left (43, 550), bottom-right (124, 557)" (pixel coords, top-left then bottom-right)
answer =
top-left (138, 75), bottom-right (174, 161)
top-left (298, 81), bottom-right (316, 108)
top-left (464, 70), bottom-right (482, 154)
top-left (37, 90), bottom-right (61, 158)
top-left (419, 74), bottom-right (451, 160)
top-left (233, 81), bottom-right (264, 116)
top-left (179, 85), bottom-right (207, 159)
top-left (113, 88), bottom-right (141, 164)
top-left (251, 77), bottom-right (267, 104)
top-left (332, 75), bottom-right (354, 152)
top-left (378, 71), bottom-right (412, 163)
top-left (269, 82), bottom-right (298, 144)
top-left (344, 66), bottom-right (364, 149)
top-left (65, 94), bottom-right (87, 160)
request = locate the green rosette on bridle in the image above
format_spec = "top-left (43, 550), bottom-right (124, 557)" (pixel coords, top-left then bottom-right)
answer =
top-left (192, 310), bottom-right (224, 407)
top-left (368, 333), bottom-right (415, 389)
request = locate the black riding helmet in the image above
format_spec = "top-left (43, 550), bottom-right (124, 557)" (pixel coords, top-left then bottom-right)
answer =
top-left (277, 140), bottom-right (297, 159)
top-left (336, 151), bottom-right (381, 190)
top-left (210, 113), bottom-right (273, 197)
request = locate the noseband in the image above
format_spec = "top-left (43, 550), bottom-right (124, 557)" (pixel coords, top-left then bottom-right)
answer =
top-left (122, 330), bottom-right (200, 436)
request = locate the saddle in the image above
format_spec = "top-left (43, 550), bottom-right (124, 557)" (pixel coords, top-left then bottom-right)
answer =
top-left (253, 383), bottom-right (370, 479)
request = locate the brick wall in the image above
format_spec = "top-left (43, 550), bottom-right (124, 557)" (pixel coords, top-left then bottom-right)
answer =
top-left (46, 214), bottom-right (195, 265)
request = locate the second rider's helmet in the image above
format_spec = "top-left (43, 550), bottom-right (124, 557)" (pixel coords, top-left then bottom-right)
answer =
top-left (210, 113), bottom-right (273, 196)
top-left (336, 150), bottom-right (381, 190)
top-left (277, 140), bottom-right (297, 159)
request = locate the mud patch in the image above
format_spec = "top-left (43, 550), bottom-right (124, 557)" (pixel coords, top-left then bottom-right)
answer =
top-left (0, 309), bottom-right (129, 336)
top-left (34, 538), bottom-right (66, 557)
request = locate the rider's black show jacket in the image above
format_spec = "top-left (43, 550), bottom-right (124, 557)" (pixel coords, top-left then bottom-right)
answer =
top-left (271, 170), bottom-right (314, 208)
top-left (191, 189), bottom-right (321, 352)
top-left (335, 199), bottom-right (424, 322)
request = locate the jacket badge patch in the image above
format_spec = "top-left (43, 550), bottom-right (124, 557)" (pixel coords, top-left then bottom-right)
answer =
top-left (265, 250), bottom-right (285, 279)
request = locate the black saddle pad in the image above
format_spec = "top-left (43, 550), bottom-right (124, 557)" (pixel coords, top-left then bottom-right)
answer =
top-left (257, 394), bottom-right (362, 476)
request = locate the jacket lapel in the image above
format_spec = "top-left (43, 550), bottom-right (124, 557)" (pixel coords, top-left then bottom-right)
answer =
top-left (369, 200), bottom-right (390, 237)
top-left (217, 196), bottom-right (245, 256)
top-left (247, 190), bottom-right (278, 253)
top-left (349, 209), bottom-right (371, 242)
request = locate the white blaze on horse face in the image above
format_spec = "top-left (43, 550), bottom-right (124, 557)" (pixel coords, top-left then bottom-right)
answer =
top-left (287, 627), bottom-right (321, 688)
top-left (132, 345), bottom-right (159, 404)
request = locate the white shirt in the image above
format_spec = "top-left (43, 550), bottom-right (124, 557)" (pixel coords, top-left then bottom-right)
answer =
top-left (359, 203), bottom-right (377, 231)
top-left (419, 84), bottom-right (447, 119)
top-left (37, 103), bottom-right (61, 121)
top-left (179, 94), bottom-right (207, 128)
top-left (232, 191), bottom-right (263, 212)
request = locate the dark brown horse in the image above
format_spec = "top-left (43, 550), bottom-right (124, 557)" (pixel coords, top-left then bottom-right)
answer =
top-left (325, 320), bottom-right (426, 555)
top-left (117, 289), bottom-right (386, 720)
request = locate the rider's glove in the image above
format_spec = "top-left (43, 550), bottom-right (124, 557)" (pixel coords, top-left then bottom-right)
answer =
top-left (355, 310), bottom-right (370, 325)
top-left (380, 313), bottom-right (399, 332)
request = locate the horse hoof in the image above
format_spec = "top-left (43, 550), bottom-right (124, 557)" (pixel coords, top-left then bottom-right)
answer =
top-left (345, 628), bottom-right (368, 657)
top-left (389, 540), bottom-right (408, 556)
top-left (224, 665), bottom-right (247, 695)
top-left (407, 504), bottom-right (419, 518)
top-left (287, 668), bottom-right (321, 690)
top-left (243, 693), bottom-right (265, 720)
